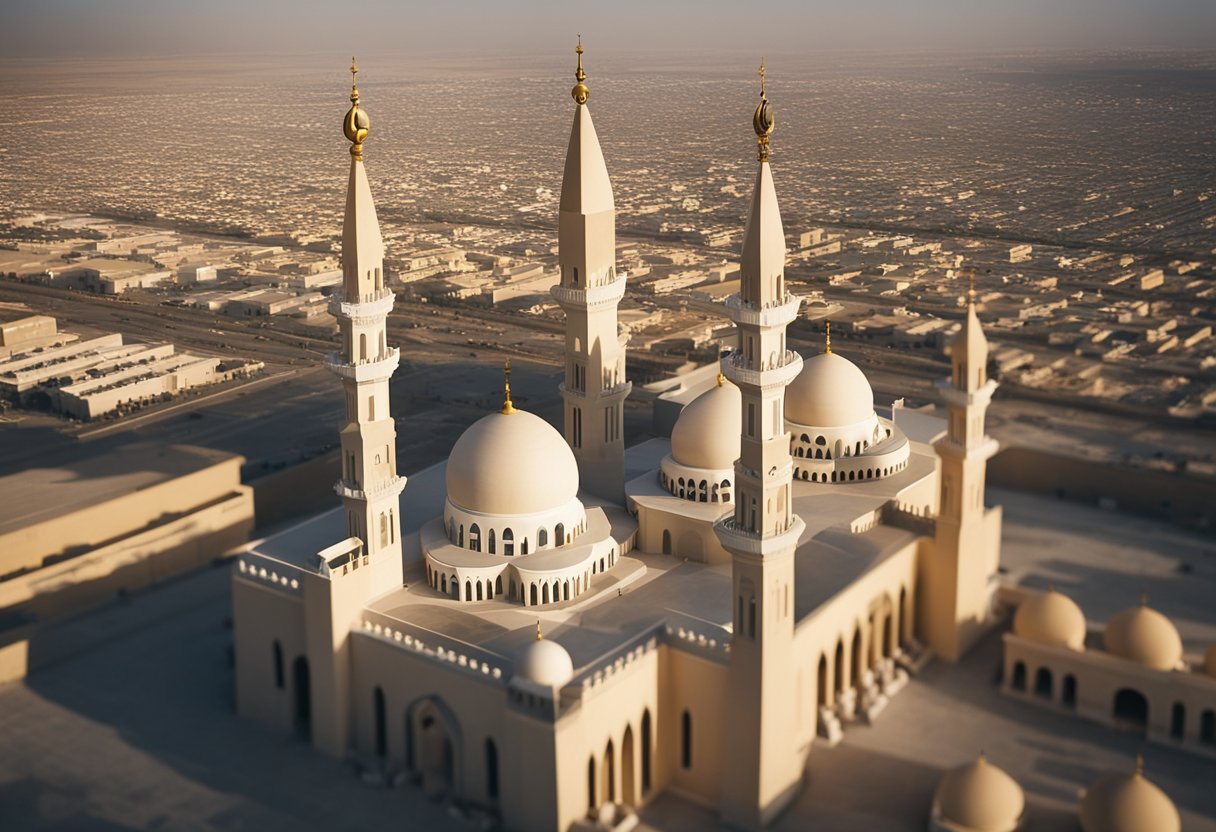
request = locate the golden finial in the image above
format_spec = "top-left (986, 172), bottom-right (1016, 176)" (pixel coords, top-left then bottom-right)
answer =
top-left (824, 320), bottom-right (832, 354)
top-left (1139, 588), bottom-right (1148, 607)
top-left (501, 358), bottom-right (516, 414)
top-left (716, 371), bottom-right (725, 387)
top-left (967, 268), bottom-right (977, 305)
top-left (536, 619), bottom-right (543, 641)
top-left (753, 59), bottom-right (774, 162)
top-left (572, 34), bottom-right (589, 104)
top-left (343, 56), bottom-right (370, 160)
top-left (1134, 754), bottom-right (1144, 775)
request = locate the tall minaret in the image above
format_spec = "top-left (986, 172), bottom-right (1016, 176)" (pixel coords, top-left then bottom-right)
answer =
top-left (327, 58), bottom-right (406, 569)
top-left (921, 271), bottom-right (1002, 661)
top-left (552, 37), bottom-right (630, 504)
top-left (714, 62), bottom-right (806, 830)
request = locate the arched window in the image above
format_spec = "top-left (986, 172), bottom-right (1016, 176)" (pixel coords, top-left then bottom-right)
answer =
top-left (488, 528), bottom-right (496, 555)
top-left (542, 583), bottom-right (550, 604)
top-left (495, 576), bottom-right (503, 595)
top-left (465, 581), bottom-right (473, 601)
top-left (469, 524), bottom-right (481, 552)
top-left (538, 527), bottom-right (548, 548)
top-left (503, 528), bottom-right (514, 557)
top-left (485, 738), bottom-right (499, 799)
top-left (641, 709), bottom-right (652, 795)
top-left (1171, 703), bottom-right (1186, 740)
top-left (661, 530), bottom-right (672, 555)
top-left (555, 523), bottom-right (565, 545)
top-left (1113, 689), bottom-right (1149, 737)
top-left (476, 582), bottom-right (484, 601)
top-left (1201, 710), bottom-right (1215, 745)
top-left (587, 756), bottom-right (596, 810)
top-left (374, 687), bottom-right (387, 757)
top-left (680, 710), bottom-right (692, 769)
top-left (1034, 667), bottom-right (1053, 700)
top-left (273, 640), bottom-right (284, 690)
top-left (1011, 661), bottom-right (1027, 691)
top-left (530, 584), bottom-right (538, 606)
top-left (441, 575), bottom-right (448, 595)
top-left (1062, 674), bottom-right (1077, 709)
top-left (563, 580), bottom-right (570, 601)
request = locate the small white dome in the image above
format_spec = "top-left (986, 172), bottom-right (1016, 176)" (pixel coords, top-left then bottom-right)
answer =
top-left (785, 351), bottom-right (875, 428)
top-left (1013, 589), bottom-right (1086, 650)
top-left (1079, 762), bottom-right (1180, 832)
top-left (671, 378), bottom-right (740, 470)
top-left (932, 754), bottom-right (1025, 832)
top-left (518, 637), bottom-right (574, 688)
top-left (1103, 602), bottom-right (1182, 671)
top-left (446, 409), bottom-right (579, 517)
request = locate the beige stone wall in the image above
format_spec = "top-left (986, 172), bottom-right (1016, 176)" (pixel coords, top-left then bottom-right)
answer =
top-left (635, 503), bottom-right (731, 564)
top-left (661, 647), bottom-right (729, 807)
top-left (1003, 634), bottom-right (1216, 756)
top-left (0, 487), bottom-right (253, 624)
top-left (1, 455), bottom-right (247, 576)
top-left (232, 572), bottom-right (308, 734)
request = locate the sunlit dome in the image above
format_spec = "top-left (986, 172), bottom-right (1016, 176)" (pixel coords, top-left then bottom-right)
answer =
top-left (518, 636), bottom-right (574, 688)
top-left (785, 351), bottom-right (875, 428)
top-left (1103, 601), bottom-right (1182, 671)
top-left (1079, 761), bottom-right (1180, 832)
top-left (1013, 589), bottom-right (1086, 651)
top-left (931, 754), bottom-right (1025, 832)
top-left (671, 378), bottom-right (741, 470)
top-left (447, 409), bottom-right (579, 517)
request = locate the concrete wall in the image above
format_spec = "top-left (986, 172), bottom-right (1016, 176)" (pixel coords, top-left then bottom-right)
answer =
top-left (988, 446), bottom-right (1216, 531)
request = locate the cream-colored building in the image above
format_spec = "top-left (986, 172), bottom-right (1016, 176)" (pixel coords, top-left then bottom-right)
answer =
top-left (1003, 587), bottom-right (1216, 758)
top-left (232, 54), bottom-right (1011, 832)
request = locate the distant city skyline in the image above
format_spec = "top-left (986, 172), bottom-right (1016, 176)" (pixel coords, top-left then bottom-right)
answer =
top-left (2, 0), bottom-right (1214, 58)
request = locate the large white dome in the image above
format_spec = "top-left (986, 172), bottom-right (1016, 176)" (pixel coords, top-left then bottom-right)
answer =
top-left (1103, 602), bottom-right (1182, 671)
top-left (785, 351), bottom-right (875, 428)
top-left (932, 754), bottom-right (1024, 832)
top-left (1013, 589), bottom-right (1087, 651)
top-left (671, 379), bottom-right (740, 470)
top-left (446, 409), bottom-right (579, 516)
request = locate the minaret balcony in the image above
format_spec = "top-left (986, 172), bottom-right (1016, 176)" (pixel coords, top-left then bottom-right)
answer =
top-left (329, 288), bottom-right (395, 321)
top-left (550, 274), bottom-right (627, 309)
top-left (724, 293), bottom-right (801, 328)
top-left (324, 347), bottom-right (400, 383)
top-left (714, 514), bottom-right (805, 557)
top-left (334, 474), bottom-right (407, 502)
top-left (559, 379), bottom-right (632, 402)
top-left (934, 377), bottom-right (998, 407)
top-left (721, 349), bottom-right (803, 389)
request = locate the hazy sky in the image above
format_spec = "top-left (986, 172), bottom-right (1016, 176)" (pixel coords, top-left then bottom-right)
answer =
top-left (3, 0), bottom-right (1214, 58)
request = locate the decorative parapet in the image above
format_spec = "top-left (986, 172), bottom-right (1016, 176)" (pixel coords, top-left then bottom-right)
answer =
top-left (881, 501), bottom-right (937, 537)
top-left (323, 347), bottom-right (400, 383)
top-left (334, 474), bottom-right (407, 502)
top-left (235, 553), bottom-right (305, 595)
top-left (558, 379), bottom-right (631, 402)
top-left (329, 288), bottom-right (396, 321)
top-left (724, 292), bottom-right (801, 328)
top-left (715, 514), bottom-right (805, 556)
top-left (550, 272), bottom-right (627, 309)
top-left (721, 348), bottom-right (803, 389)
top-left (357, 611), bottom-right (509, 684)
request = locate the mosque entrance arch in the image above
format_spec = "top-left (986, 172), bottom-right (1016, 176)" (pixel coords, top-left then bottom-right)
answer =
top-left (1113, 688), bottom-right (1148, 737)
top-left (406, 696), bottom-right (462, 801)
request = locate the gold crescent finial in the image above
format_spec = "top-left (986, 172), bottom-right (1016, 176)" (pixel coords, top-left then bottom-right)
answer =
top-left (536, 619), bottom-right (543, 641)
top-left (343, 56), bottom-right (369, 160)
top-left (752, 59), bottom-right (774, 161)
top-left (501, 358), bottom-right (516, 414)
top-left (825, 320), bottom-right (832, 354)
top-left (572, 35), bottom-right (589, 104)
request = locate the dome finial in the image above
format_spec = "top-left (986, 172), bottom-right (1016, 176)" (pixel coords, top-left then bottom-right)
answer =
top-left (1134, 754), bottom-right (1144, 775)
top-left (536, 619), bottom-right (543, 641)
top-left (824, 320), bottom-right (832, 354)
top-left (967, 267), bottom-right (977, 305)
top-left (502, 358), bottom-right (516, 414)
top-left (343, 56), bottom-right (370, 160)
top-left (572, 34), bottom-right (589, 104)
top-left (716, 371), bottom-right (725, 387)
top-left (753, 59), bottom-right (774, 161)
top-left (1139, 587), bottom-right (1148, 607)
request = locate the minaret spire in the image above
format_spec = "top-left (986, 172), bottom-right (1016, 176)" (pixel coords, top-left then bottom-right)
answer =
top-left (501, 358), bottom-right (516, 414)
top-left (325, 60), bottom-right (405, 564)
top-left (825, 320), bottom-right (832, 354)
top-left (715, 65), bottom-right (805, 827)
top-left (553, 37), bottom-right (630, 503)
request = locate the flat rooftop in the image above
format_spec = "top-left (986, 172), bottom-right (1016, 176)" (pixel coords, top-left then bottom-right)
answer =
top-left (3, 486), bottom-right (1213, 830)
top-left (0, 441), bottom-right (240, 537)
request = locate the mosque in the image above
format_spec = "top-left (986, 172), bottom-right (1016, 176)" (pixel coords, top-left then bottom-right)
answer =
top-left (231, 49), bottom-right (1205, 832)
